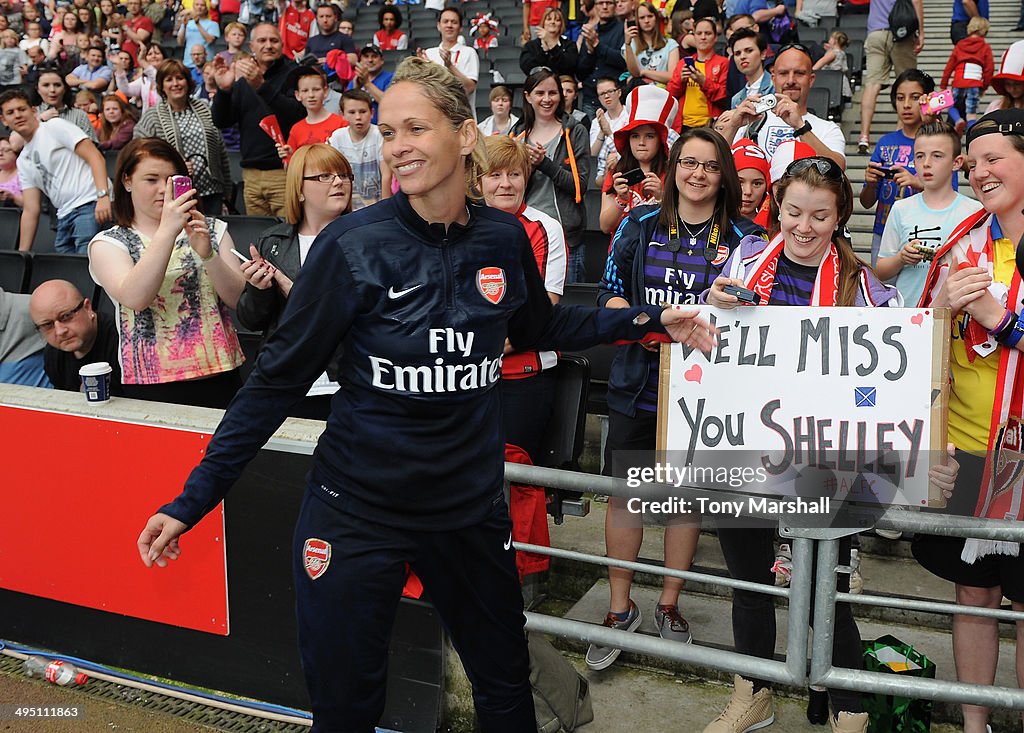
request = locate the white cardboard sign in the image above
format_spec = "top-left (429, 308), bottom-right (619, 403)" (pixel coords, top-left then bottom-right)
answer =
top-left (657, 306), bottom-right (950, 508)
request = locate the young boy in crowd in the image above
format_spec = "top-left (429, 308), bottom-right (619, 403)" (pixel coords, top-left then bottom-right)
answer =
top-left (277, 66), bottom-right (347, 160)
top-left (860, 69), bottom-right (944, 266)
top-left (327, 89), bottom-right (391, 210)
top-left (941, 17), bottom-right (994, 128)
top-left (875, 122), bottom-right (981, 306)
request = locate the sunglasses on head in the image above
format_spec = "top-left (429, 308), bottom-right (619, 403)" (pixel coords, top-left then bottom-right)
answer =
top-left (776, 42), bottom-right (813, 61)
top-left (784, 156), bottom-right (844, 181)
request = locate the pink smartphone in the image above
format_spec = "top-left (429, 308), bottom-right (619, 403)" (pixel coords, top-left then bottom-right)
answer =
top-left (171, 175), bottom-right (192, 199)
top-left (920, 89), bottom-right (954, 115)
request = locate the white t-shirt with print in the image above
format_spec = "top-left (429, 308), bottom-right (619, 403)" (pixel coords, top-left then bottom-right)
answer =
top-left (328, 125), bottom-right (385, 211)
top-left (425, 44), bottom-right (480, 118)
top-left (734, 109), bottom-right (846, 162)
top-left (18, 118), bottom-right (97, 218)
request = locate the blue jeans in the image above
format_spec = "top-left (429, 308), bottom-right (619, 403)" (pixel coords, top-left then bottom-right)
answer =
top-left (55, 201), bottom-right (101, 255)
top-left (567, 243), bottom-right (587, 284)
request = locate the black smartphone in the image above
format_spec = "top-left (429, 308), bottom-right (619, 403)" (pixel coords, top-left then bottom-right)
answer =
top-left (621, 168), bottom-right (645, 186)
top-left (881, 167), bottom-right (896, 180)
top-left (723, 285), bottom-right (759, 304)
top-left (625, 18), bottom-right (637, 29)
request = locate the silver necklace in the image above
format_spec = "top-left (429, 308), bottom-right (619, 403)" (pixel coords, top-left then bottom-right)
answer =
top-left (680, 217), bottom-right (712, 255)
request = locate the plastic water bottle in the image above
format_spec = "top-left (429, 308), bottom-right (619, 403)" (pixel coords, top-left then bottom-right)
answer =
top-left (22, 656), bottom-right (88, 686)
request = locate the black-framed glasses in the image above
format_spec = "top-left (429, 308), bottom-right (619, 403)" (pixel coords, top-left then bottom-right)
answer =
top-left (678, 156), bottom-right (723, 173)
top-left (776, 43), bottom-right (813, 61)
top-left (784, 156), bottom-right (844, 181)
top-left (302, 172), bottom-right (354, 184)
top-left (34, 300), bottom-right (85, 333)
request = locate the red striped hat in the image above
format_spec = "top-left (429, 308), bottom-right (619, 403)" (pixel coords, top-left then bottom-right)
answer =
top-left (731, 138), bottom-right (771, 188)
top-left (993, 40), bottom-right (1024, 96)
top-left (768, 139), bottom-right (818, 184)
top-left (613, 85), bottom-right (678, 156)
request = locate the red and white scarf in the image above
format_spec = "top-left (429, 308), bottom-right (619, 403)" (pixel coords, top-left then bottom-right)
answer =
top-left (921, 211), bottom-right (1024, 561)
top-left (739, 232), bottom-right (841, 305)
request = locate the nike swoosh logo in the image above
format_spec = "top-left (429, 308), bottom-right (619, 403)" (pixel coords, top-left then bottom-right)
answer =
top-left (504, 533), bottom-right (512, 551)
top-left (387, 284), bottom-right (423, 299)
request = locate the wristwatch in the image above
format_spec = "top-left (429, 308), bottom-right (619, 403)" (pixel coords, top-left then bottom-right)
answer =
top-left (792, 121), bottom-right (813, 137)
top-left (96, 189), bottom-right (109, 198)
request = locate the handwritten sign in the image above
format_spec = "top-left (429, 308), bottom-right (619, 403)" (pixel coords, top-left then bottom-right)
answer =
top-left (657, 306), bottom-right (950, 507)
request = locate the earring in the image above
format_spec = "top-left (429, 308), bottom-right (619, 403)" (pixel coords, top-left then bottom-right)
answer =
top-left (125, 187), bottom-right (132, 192)
top-left (298, 195), bottom-right (305, 202)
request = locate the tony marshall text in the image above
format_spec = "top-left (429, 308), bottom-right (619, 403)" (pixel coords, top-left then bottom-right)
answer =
top-left (627, 496), bottom-right (831, 518)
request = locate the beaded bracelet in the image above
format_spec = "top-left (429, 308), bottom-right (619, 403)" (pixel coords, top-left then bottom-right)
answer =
top-left (989, 308), bottom-right (1015, 337)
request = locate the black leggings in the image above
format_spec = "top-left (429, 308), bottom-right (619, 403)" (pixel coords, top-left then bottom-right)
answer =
top-left (717, 527), bottom-right (864, 714)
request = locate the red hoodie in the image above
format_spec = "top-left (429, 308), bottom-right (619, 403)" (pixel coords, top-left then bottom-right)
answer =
top-left (942, 35), bottom-right (994, 90)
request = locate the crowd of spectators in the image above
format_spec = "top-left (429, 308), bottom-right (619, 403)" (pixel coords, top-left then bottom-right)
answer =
top-left (0, 0), bottom-right (1022, 731)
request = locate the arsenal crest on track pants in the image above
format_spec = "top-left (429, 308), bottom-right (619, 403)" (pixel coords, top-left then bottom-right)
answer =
top-left (292, 487), bottom-right (537, 733)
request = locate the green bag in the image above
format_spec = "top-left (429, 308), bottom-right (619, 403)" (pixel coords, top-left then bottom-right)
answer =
top-left (862, 635), bottom-right (936, 733)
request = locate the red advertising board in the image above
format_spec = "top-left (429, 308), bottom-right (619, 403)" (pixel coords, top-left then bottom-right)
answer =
top-left (0, 406), bottom-right (229, 635)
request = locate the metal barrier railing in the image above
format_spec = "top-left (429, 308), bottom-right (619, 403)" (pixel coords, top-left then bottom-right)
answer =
top-left (506, 462), bottom-right (1024, 711)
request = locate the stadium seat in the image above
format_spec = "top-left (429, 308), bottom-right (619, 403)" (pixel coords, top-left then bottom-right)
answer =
top-left (806, 86), bottom-right (831, 119)
top-left (32, 212), bottom-right (58, 254)
top-left (847, 39), bottom-right (864, 85)
top-left (539, 354), bottom-right (592, 522)
top-left (27, 254), bottom-right (99, 302)
top-left (221, 215), bottom-right (284, 252)
top-left (814, 69), bottom-right (846, 117)
top-left (582, 228), bottom-right (610, 284)
top-left (0, 250), bottom-right (31, 293)
top-left (559, 282), bottom-right (614, 415)
top-left (104, 150), bottom-right (119, 182)
top-left (800, 26), bottom-right (829, 46)
top-left (0, 208), bottom-right (22, 250)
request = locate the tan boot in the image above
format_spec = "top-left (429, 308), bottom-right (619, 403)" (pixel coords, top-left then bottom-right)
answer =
top-left (703, 675), bottom-right (775, 733)
top-left (830, 711), bottom-right (869, 733)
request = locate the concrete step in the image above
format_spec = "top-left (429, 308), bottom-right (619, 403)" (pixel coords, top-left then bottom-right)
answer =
top-left (558, 654), bottom-right (965, 733)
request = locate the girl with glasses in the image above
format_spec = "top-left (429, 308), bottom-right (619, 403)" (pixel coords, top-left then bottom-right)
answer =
top-left (703, 157), bottom-right (943, 733)
top-left (588, 127), bottom-right (765, 673)
top-left (88, 137), bottom-right (246, 408)
top-left (235, 144), bottom-right (353, 419)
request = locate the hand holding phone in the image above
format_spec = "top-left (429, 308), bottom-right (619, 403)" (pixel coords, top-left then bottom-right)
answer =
top-left (620, 168), bottom-right (645, 186)
top-left (171, 175), bottom-right (192, 199)
top-left (723, 284), bottom-right (760, 304)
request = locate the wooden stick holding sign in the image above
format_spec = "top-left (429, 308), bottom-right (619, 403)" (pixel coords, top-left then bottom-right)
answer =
top-left (656, 306), bottom-right (951, 509)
